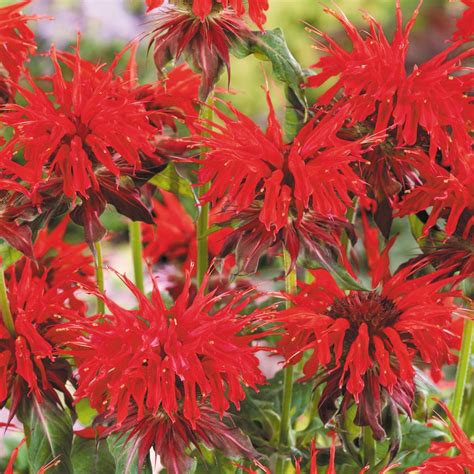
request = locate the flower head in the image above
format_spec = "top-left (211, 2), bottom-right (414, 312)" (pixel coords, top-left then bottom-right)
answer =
top-left (72, 272), bottom-right (265, 429)
top-left (0, 0), bottom-right (36, 80)
top-left (148, 3), bottom-right (254, 99)
top-left (197, 95), bottom-right (365, 272)
top-left (0, 39), bottom-right (157, 201)
top-left (274, 259), bottom-right (462, 439)
top-left (308, 1), bottom-right (474, 165)
top-left (0, 260), bottom-right (84, 418)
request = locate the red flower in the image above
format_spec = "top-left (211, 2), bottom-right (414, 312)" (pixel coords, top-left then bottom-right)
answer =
top-left (145, 0), bottom-right (268, 30)
top-left (197, 95), bottom-right (365, 272)
top-left (0, 260), bottom-right (84, 418)
top-left (0, 177), bottom-right (36, 257)
top-left (148, 3), bottom-right (254, 99)
top-left (407, 400), bottom-right (474, 473)
top-left (0, 0), bottom-right (36, 80)
top-left (453, 0), bottom-right (474, 40)
top-left (109, 406), bottom-right (255, 474)
top-left (12, 218), bottom-right (95, 311)
top-left (274, 258), bottom-right (462, 439)
top-left (308, 1), bottom-right (473, 165)
top-left (0, 40), bottom-right (157, 201)
top-left (138, 64), bottom-right (200, 133)
top-left (397, 150), bottom-right (474, 238)
top-left (71, 272), bottom-right (265, 429)
top-left (142, 191), bottom-right (233, 273)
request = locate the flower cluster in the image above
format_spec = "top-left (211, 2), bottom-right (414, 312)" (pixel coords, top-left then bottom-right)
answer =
top-left (0, 0), bottom-right (473, 473)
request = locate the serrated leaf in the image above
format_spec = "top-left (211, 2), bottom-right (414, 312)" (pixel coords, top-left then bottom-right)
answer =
top-left (149, 162), bottom-right (195, 199)
top-left (27, 399), bottom-right (74, 474)
top-left (107, 434), bottom-right (153, 474)
top-left (71, 437), bottom-right (115, 474)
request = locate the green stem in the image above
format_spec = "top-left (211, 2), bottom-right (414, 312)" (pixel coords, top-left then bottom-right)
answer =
top-left (94, 241), bottom-right (105, 314)
top-left (197, 181), bottom-right (210, 289)
top-left (451, 317), bottom-right (473, 422)
top-left (129, 221), bottom-right (145, 294)
top-left (0, 262), bottom-right (15, 337)
top-left (362, 425), bottom-right (376, 469)
top-left (196, 97), bottom-right (213, 289)
top-left (275, 250), bottom-right (297, 474)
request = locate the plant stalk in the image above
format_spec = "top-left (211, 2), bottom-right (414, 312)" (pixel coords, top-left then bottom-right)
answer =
top-left (196, 97), bottom-right (213, 289)
top-left (0, 262), bottom-right (15, 337)
top-left (451, 317), bottom-right (473, 422)
top-left (129, 221), bottom-right (145, 293)
top-left (94, 241), bottom-right (105, 314)
top-left (275, 249), bottom-right (297, 474)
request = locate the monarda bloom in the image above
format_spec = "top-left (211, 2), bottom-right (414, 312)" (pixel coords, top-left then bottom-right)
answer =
top-left (274, 260), bottom-right (462, 440)
top-left (0, 260), bottom-right (84, 419)
top-left (0, 41), bottom-right (162, 244)
top-left (197, 96), bottom-right (366, 273)
top-left (72, 272), bottom-right (265, 429)
top-left (147, 0), bottom-right (257, 99)
top-left (0, 0), bottom-right (36, 80)
top-left (308, 0), bottom-right (474, 167)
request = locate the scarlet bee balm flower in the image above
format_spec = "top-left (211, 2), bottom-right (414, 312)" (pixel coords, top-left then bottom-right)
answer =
top-left (275, 261), bottom-right (461, 439)
top-left (148, 1), bottom-right (258, 99)
top-left (0, 260), bottom-right (84, 418)
top-left (0, 40), bottom-right (157, 201)
top-left (308, 0), bottom-right (473, 166)
top-left (72, 272), bottom-right (265, 427)
top-left (197, 95), bottom-right (365, 272)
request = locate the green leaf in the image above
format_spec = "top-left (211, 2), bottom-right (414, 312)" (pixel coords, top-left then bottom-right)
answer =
top-left (107, 434), bottom-right (153, 474)
top-left (149, 162), bottom-right (195, 199)
top-left (408, 214), bottom-right (424, 241)
top-left (71, 437), bottom-right (116, 474)
top-left (75, 398), bottom-right (97, 427)
top-left (396, 418), bottom-right (445, 470)
top-left (326, 262), bottom-right (369, 291)
top-left (232, 28), bottom-right (307, 112)
top-left (0, 242), bottom-right (23, 269)
top-left (27, 399), bottom-right (74, 474)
